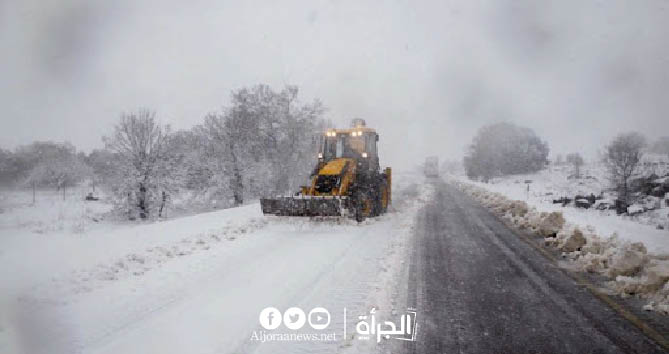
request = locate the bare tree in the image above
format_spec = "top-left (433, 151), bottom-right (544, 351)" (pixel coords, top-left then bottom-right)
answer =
top-left (603, 132), bottom-right (646, 204)
top-left (565, 152), bottom-right (584, 178)
top-left (201, 85), bottom-right (324, 206)
top-left (104, 110), bottom-right (173, 219)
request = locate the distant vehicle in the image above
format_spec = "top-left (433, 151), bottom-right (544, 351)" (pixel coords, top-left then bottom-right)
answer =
top-left (424, 156), bottom-right (439, 178)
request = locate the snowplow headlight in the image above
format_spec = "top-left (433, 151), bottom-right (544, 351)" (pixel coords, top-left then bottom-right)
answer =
top-left (362, 152), bottom-right (368, 158)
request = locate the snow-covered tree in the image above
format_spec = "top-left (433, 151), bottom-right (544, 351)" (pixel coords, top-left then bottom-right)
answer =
top-left (202, 85), bottom-right (325, 206)
top-left (169, 129), bottom-right (214, 192)
top-left (463, 131), bottom-right (499, 182)
top-left (202, 109), bottom-right (255, 206)
top-left (104, 110), bottom-right (175, 219)
top-left (20, 141), bottom-right (90, 189)
top-left (85, 149), bottom-right (118, 190)
top-left (603, 132), bottom-right (646, 204)
top-left (464, 122), bottom-right (549, 181)
top-left (25, 156), bottom-right (91, 190)
top-left (261, 86), bottom-right (325, 195)
top-left (0, 148), bottom-right (21, 185)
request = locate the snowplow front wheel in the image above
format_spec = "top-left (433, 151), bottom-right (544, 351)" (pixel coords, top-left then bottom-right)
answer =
top-left (355, 209), bottom-right (364, 223)
top-left (351, 190), bottom-right (367, 223)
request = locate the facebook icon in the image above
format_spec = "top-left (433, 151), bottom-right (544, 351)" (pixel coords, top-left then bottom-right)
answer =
top-left (259, 307), bottom-right (282, 330)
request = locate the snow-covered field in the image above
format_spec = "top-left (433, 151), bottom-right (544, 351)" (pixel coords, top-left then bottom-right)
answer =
top-left (0, 187), bottom-right (112, 235)
top-left (0, 172), bottom-right (430, 354)
top-left (455, 165), bottom-right (669, 255)
top-left (450, 167), bottom-right (669, 315)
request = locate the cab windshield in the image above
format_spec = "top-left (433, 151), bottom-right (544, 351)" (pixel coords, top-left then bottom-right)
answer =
top-left (323, 134), bottom-right (367, 159)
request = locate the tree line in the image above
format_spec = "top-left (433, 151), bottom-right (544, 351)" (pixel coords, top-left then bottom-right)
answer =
top-left (463, 122), bottom-right (668, 204)
top-left (0, 84), bottom-right (329, 219)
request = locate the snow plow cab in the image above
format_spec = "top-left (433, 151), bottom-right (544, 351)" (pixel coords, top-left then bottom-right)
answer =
top-left (261, 118), bottom-right (391, 222)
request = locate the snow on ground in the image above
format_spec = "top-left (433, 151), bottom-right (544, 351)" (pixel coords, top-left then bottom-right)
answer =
top-left (0, 187), bottom-right (112, 235)
top-left (0, 172), bottom-right (431, 354)
top-left (449, 170), bottom-right (669, 315)
top-left (453, 165), bottom-right (669, 255)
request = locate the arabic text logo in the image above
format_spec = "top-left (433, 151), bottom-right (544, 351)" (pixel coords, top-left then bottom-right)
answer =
top-left (355, 307), bottom-right (417, 343)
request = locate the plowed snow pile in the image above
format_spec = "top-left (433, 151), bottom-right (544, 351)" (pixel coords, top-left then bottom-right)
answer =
top-left (453, 179), bottom-right (669, 315)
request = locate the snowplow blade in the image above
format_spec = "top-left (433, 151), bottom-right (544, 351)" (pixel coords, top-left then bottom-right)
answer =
top-left (261, 196), bottom-right (349, 217)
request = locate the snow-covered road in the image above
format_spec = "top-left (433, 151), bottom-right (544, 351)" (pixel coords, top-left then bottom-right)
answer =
top-left (407, 180), bottom-right (666, 353)
top-left (1, 178), bottom-right (430, 354)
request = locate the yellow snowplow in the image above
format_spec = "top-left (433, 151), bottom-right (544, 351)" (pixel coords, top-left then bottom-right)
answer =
top-left (261, 119), bottom-right (391, 222)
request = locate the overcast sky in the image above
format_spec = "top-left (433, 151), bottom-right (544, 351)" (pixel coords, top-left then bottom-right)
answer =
top-left (1, 0), bottom-right (668, 169)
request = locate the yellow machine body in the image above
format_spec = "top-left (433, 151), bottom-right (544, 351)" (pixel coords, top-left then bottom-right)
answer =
top-left (261, 119), bottom-right (391, 221)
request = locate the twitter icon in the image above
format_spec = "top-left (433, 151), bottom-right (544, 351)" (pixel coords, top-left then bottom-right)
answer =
top-left (283, 307), bottom-right (306, 330)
